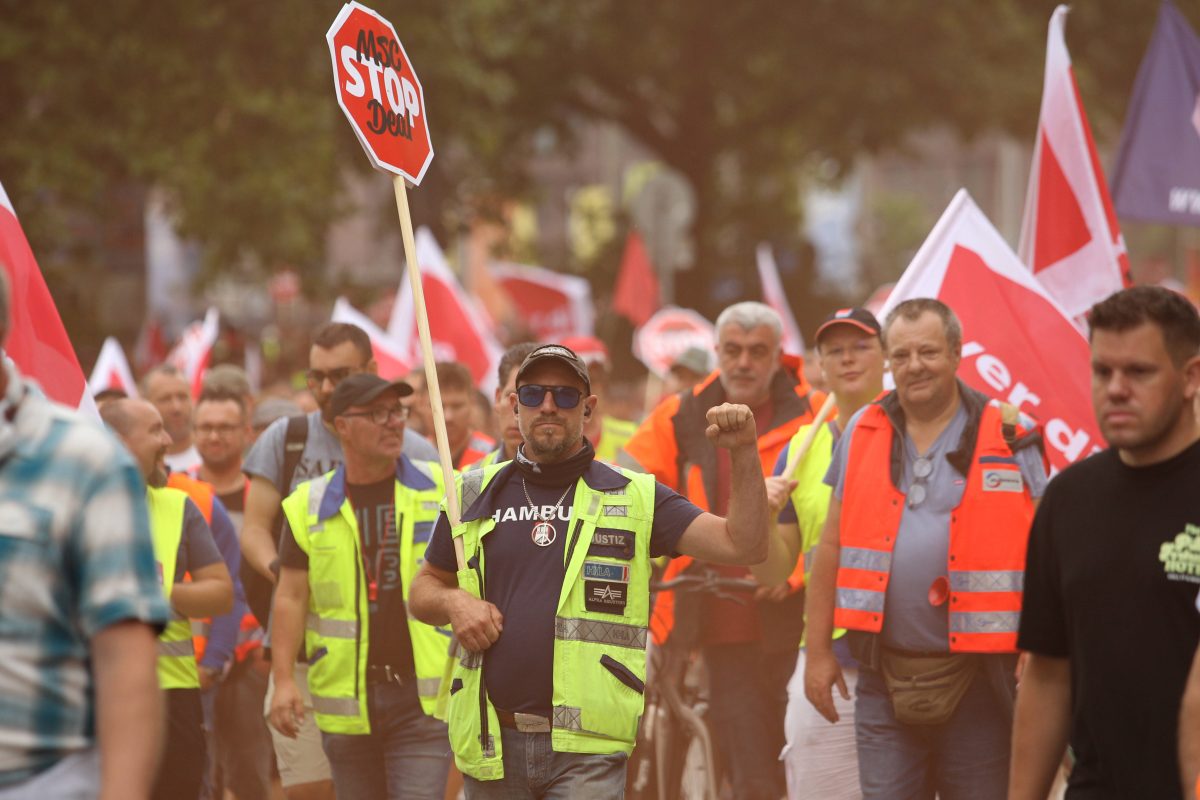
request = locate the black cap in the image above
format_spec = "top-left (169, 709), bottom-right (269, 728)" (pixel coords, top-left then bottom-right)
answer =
top-left (329, 374), bottom-right (413, 418)
top-left (515, 344), bottom-right (591, 394)
top-left (815, 307), bottom-right (882, 344)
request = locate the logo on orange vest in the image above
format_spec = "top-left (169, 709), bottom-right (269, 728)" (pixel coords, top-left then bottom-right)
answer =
top-left (1159, 524), bottom-right (1200, 584)
top-left (981, 468), bottom-right (1023, 493)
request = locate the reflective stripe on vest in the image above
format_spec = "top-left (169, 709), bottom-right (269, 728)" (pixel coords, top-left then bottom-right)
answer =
top-left (281, 461), bottom-right (451, 735)
top-left (148, 486), bottom-right (200, 690)
top-left (554, 617), bottom-right (647, 650)
top-left (445, 462), bottom-right (656, 782)
top-left (834, 398), bottom-right (1035, 653)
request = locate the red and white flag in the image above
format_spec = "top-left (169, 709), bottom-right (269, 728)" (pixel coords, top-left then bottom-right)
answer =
top-left (1017, 5), bottom-right (1130, 321)
top-left (491, 261), bottom-right (594, 342)
top-left (882, 189), bottom-right (1103, 473)
top-left (388, 227), bottom-right (502, 394)
top-left (0, 179), bottom-right (92, 410)
top-left (331, 297), bottom-right (411, 380)
top-left (166, 307), bottom-right (219, 398)
top-left (755, 243), bottom-right (805, 355)
top-left (88, 337), bottom-right (138, 398)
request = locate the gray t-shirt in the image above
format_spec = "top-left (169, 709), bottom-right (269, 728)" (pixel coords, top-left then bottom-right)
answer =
top-left (826, 402), bottom-right (1047, 652)
top-left (242, 410), bottom-right (439, 494)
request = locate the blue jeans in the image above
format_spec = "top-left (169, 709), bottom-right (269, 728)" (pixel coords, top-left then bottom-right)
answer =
top-left (855, 657), bottom-right (1014, 800)
top-left (320, 680), bottom-right (450, 800)
top-left (463, 726), bottom-right (627, 799)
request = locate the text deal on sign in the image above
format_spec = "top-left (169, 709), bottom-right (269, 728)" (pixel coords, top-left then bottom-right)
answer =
top-left (326, 2), bottom-right (434, 184)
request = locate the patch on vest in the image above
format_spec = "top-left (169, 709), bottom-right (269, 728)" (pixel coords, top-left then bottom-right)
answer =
top-left (584, 561), bottom-right (629, 583)
top-left (981, 468), bottom-right (1023, 493)
top-left (585, 581), bottom-right (627, 614)
top-left (588, 528), bottom-right (634, 560)
top-left (1160, 524), bottom-right (1200, 585)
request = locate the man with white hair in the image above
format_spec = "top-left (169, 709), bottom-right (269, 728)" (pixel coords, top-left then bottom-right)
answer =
top-left (622, 300), bottom-right (825, 800)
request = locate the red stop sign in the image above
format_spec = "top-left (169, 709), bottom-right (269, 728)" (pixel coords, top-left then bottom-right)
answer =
top-left (326, 2), bottom-right (434, 184)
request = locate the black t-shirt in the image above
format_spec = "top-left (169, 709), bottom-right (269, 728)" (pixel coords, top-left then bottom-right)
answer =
top-left (279, 476), bottom-right (415, 676)
top-left (1018, 440), bottom-right (1200, 799)
top-left (425, 468), bottom-right (703, 717)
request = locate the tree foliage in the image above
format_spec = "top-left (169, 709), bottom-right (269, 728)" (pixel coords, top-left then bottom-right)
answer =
top-left (0, 0), bottom-right (1180, 340)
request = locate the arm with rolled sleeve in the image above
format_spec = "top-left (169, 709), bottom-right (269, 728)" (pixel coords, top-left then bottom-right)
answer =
top-left (73, 453), bottom-right (170, 800)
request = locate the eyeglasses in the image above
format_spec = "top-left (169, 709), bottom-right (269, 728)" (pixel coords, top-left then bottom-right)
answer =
top-left (516, 384), bottom-right (583, 409)
top-left (196, 423), bottom-right (242, 438)
top-left (340, 403), bottom-right (410, 425)
top-left (907, 456), bottom-right (933, 509)
top-left (306, 367), bottom-right (355, 387)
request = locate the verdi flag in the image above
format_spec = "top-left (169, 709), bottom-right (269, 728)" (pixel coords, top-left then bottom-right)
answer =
top-left (883, 190), bottom-right (1102, 474)
top-left (1111, 0), bottom-right (1200, 225)
top-left (1018, 5), bottom-right (1130, 322)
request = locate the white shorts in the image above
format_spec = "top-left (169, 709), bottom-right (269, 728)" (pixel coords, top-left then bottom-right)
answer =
top-left (781, 648), bottom-right (861, 800)
top-left (264, 663), bottom-right (332, 787)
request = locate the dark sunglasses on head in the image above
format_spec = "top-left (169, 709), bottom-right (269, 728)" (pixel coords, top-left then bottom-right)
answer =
top-left (516, 384), bottom-right (583, 409)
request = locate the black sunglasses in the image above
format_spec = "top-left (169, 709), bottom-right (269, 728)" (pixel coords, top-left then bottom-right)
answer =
top-left (306, 367), bottom-right (355, 386)
top-left (516, 384), bottom-right (583, 409)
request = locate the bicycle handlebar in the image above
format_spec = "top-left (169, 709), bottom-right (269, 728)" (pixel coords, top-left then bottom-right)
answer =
top-left (649, 572), bottom-right (760, 595)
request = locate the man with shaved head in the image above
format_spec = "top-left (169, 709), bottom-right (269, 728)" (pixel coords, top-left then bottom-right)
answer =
top-left (0, 269), bottom-right (169, 798)
top-left (103, 398), bottom-right (233, 800)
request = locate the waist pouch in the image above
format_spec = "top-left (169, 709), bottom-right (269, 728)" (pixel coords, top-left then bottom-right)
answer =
top-left (880, 650), bottom-right (978, 726)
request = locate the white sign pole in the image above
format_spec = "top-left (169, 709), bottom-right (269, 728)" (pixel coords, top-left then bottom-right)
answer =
top-left (393, 176), bottom-right (465, 570)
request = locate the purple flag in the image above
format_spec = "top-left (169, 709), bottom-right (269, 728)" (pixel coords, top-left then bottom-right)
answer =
top-left (1111, 1), bottom-right (1200, 226)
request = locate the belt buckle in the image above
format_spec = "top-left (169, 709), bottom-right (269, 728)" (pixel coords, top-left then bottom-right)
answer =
top-left (513, 712), bottom-right (550, 733)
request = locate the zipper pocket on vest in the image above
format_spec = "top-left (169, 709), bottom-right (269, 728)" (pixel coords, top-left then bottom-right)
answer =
top-left (470, 554), bottom-right (491, 754)
top-left (600, 654), bottom-right (644, 695)
top-left (564, 518), bottom-right (585, 568)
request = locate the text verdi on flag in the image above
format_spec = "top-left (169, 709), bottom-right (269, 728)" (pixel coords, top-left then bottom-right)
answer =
top-left (881, 190), bottom-right (1102, 473)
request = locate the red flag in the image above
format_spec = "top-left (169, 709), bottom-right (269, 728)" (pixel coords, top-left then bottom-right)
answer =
top-left (0, 180), bottom-right (90, 409)
top-left (755, 243), bottom-right (804, 354)
top-left (388, 228), bottom-right (502, 394)
top-left (883, 190), bottom-right (1103, 473)
top-left (491, 262), bottom-right (595, 341)
top-left (331, 297), bottom-right (411, 380)
top-left (88, 337), bottom-right (138, 398)
top-left (1018, 5), bottom-right (1131, 321)
top-left (613, 231), bottom-right (661, 327)
top-left (166, 308), bottom-right (219, 398)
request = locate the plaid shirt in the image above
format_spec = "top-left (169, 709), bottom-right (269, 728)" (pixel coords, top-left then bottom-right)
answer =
top-left (0, 365), bottom-right (169, 786)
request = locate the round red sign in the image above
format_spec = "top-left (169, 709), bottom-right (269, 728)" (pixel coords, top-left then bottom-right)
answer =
top-left (326, 2), bottom-right (434, 184)
top-left (633, 307), bottom-right (716, 378)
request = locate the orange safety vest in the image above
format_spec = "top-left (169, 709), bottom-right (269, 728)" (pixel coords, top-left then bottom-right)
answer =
top-left (456, 431), bottom-right (497, 470)
top-left (167, 473), bottom-right (216, 663)
top-left (834, 391), bottom-right (1037, 653)
top-left (622, 354), bottom-right (823, 645)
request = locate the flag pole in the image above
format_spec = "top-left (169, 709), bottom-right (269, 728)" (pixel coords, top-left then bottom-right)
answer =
top-left (393, 176), bottom-right (465, 571)
top-left (784, 393), bottom-right (836, 478)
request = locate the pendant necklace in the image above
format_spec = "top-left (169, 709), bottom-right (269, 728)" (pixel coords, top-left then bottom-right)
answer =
top-left (522, 478), bottom-right (572, 547)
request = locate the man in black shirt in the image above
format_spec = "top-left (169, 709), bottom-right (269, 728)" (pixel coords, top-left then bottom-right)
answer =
top-left (410, 344), bottom-right (771, 798)
top-left (269, 375), bottom-right (451, 800)
top-left (1012, 286), bottom-right (1200, 799)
